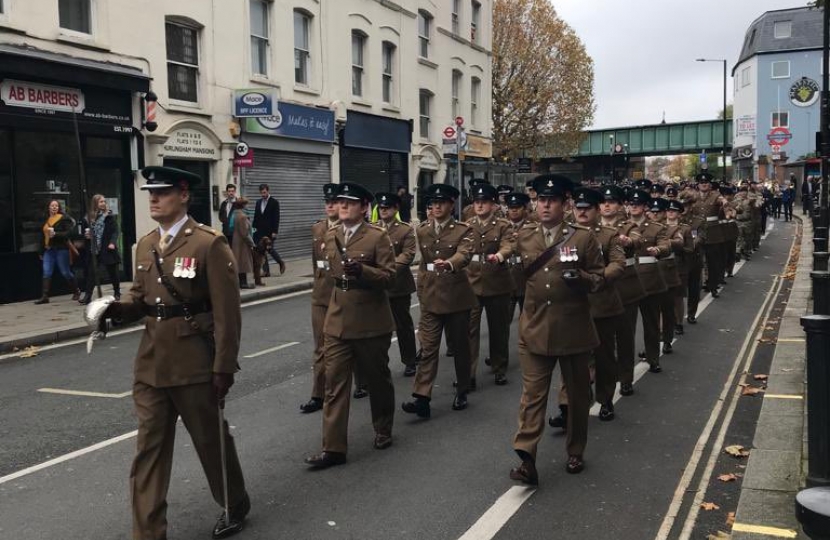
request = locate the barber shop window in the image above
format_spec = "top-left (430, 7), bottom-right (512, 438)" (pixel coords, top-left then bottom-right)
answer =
top-left (166, 20), bottom-right (200, 103)
top-left (59, 0), bottom-right (91, 34)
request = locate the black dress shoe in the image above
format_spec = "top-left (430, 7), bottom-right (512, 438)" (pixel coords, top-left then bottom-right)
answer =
top-left (452, 393), bottom-right (468, 411)
top-left (509, 459), bottom-right (539, 486)
top-left (711, 289), bottom-right (720, 298)
top-left (415, 349), bottom-right (423, 363)
top-left (373, 433), bottom-right (393, 450)
top-left (484, 357), bottom-right (492, 366)
top-left (452, 377), bottom-right (476, 391)
top-left (353, 388), bottom-right (368, 399)
top-left (212, 493), bottom-right (251, 539)
top-left (445, 348), bottom-right (456, 357)
top-left (687, 315), bottom-right (697, 324)
top-left (300, 397), bottom-right (323, 413)
top-left (565, 455), bottom-right (585, 474)
top-left (78, 296), bottom-right (92, 305)
top-left (638, 351), bottom-right (647, 359)
top-left (675, 324), bottom-right (684, 335)
top-left (494, 374), bottom-right (507, 386)
top-left (648, 363), bottom-right (663, 373)
top-left (662, 343), bottom-right (673, 354)
top-left (619, 383), bottom-right (634, 396)
top-left (304, 451), bottom-right (346, 469)
top-left (403, 364), bottom-right (417, 377)
top-left (401, 397), bottom-right (431, 418)
top-left (599, 402), bottom-right (615, 422)
top-left (548, 404), bottom-right (568, 429)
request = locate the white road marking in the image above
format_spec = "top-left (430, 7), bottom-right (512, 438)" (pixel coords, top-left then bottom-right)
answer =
top-left (456, 486), bottom-right (536, 540)
top-left (37, 388), bottom-right (131, 399)
top-left (243, 341), bottom-right (300, 358)
top-left (0, 430), bottom-right (138, 486)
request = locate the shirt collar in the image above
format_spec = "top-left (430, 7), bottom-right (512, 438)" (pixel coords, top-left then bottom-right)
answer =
top-left (159, 214), bottom-right (190, 239)
top-left (542, 222), bottom-right (562, 238)
top-left (343, 222), bottom-right (362, 236)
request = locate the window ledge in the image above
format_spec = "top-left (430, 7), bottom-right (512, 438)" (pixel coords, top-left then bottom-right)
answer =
top-left (351, 98), bottom-right (373, 109)
top-left (294, 85), bottom-right (321, 96)
top-left (166, 102), bottom-right (213, 118)
top-left (418, 57), bottom-right (438, 69)
top-left (56, 31), bottom-right (110, 52)
top-left (0, 20), bottom-right (27, 35)
top-left (250, 76), bottom-right (281, 89)
top-left (381, 104), bottom-right (401, 114)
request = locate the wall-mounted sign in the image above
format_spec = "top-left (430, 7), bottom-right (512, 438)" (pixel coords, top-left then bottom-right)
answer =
top-left (163, 127), bottom-right (219, 159)
top-left (0, 79), bottom-right (85, 113)
top-left (233, 141), bottom-right (254, 168)
top-left (789, 77), bottom-right (819, 108)
top-left (243, 101), bottom-right (335, 143)
top-left (462, 134), bottom-right (493, 159)
top-left (233, 88), bottom-right (279, 117)
top-left (735, 115), bottom-right (756, 137)
top-left (419, 151), bottom-right (440, 170)
top-left (766, 127), bottom-right (792, 147)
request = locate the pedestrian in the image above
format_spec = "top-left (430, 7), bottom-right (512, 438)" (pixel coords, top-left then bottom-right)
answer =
top-left (782, 182), bottom-right (795, 222)
top-left (34, 199), bottom-right (81, 304)
top-left (304, 182), bottom-right (397, 469)
top-left (509, 174), bottom-right (604, 486)
top-left (230, 198), bottom-right (256, 289)
top-left (99, 166), bottom-right (250, 539)
top-left (79, 194), bottom-right (121, 304)
top-left (218, 184), bottom-right (237, 244)
top-left (396, 185), bottom-right (413, 223)
top-left (252, 183), bottom-right (287, 276)
top-left (465, 182), bottom-right (516, 388)
top-left (402, 183), bottom-right (476, 418)
top-left (506, 192), bottom-right (534, 320)
top-left (301, 183), bottom-right (340, 414)
top-left (801, 174), bottom-right (812, 215)
top-left (374, 192), bottom-right (418, 377)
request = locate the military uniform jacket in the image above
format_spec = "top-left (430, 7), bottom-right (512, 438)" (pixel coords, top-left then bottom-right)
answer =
top-left (311, 219), bottom-right (339, 307)
top-left (733, 192), bottom-right (753, 221)
top-left (465, 215), bottom-right (516, 297)
top-left (508, 219), bottom-right (535, 297)
top-left (659, 223), bottom-right (684, 288)
top-left (381, 219), bottom-right (417, 297)
top-left (517, 223), bottom-right (604, 357)
top-left (416, 218), bottom-right (477, 314)
top-left (667, 222), bottom-right (694, 282)
top-left (689, 191), bottom-right (726, 244)
top-left (628, 219), bottom-right (670, 295)
top-left (323, 223), bottom-right (396, 339)
top-left (120, 218), bottom-right (242, 388)
top-left (613, 220), bottom-right (647, 306)
top-left (587, 224), bottom-right (626, 319)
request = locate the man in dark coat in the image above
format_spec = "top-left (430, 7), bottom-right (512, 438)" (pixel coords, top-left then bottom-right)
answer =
top-left (218, 184), bottom-right (237, 243)
top-left (252, 183), bottom-right (286, 275)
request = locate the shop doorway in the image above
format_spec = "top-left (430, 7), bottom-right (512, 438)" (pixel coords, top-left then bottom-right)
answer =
top-left (163, 159), bottom-right (212, 227)
top-left (416, 170), bottom-right (435, 221)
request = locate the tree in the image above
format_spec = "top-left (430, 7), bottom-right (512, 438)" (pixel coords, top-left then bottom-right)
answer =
top-left (717, 104), bottom-right (733, 120)
top-left (492, 0), bottom-right (595, 159)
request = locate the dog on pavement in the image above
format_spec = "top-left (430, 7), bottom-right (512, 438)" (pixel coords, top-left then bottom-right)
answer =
top-left (252, 236), bottom-right (272, 286)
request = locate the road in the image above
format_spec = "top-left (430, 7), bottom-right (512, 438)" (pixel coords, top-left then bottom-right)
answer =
top-left (0, 219), bottom-right (797, 540)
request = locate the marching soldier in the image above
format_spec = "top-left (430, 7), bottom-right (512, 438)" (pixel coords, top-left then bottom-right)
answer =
top-left (100, 166), bottom-right (250, 539)
top-left (649, 197), bottom-right (682, 354)
top-left (509, 174), bottom-right (604, 485)
top-left (403, 183), bottom-right (476, 417)
top-left (497, 184), bottom-right (514, 215)
top-left (689, 173), bottom-right (727, 298)
top-left (304, 183), bottom-right (397, 469)
top-left (466, 183), bottom-right (516, 388)
top-left (734, 182), bottom-right (754, 261)
top-left (374, 192), bottom-right (418, 377)
top-left (301, 184), bottom-right (340, 414)
top-left (720, 185), bottom-right (740, 278)
top-left (750, 180), bottom-right (764, 251)
top-left (679, 181), bottom-right (704, 324)
top-left (506, 192), bottom-right (534, 319)
top-left (665, 200), bottom-right (694, 335)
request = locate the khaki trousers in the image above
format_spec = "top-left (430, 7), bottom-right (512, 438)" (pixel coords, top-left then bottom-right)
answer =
top-left (513, 344), bottom-right (591, 460)
top-left (131, 382), bottom-right (246, 540)
top-left (389, 294), bottom-right (417, 366)
top-left (311, 304), bottom-right (328, 399)
top-left (413, 310), bottom-right (472, 397)
top-left (469, 293), bottom-right (511, 377)
top-left (322, 333), bottom-right (394, 454)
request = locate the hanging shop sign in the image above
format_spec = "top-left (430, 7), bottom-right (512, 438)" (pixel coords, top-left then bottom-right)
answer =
top-left (243, 101), bottom-right (335, 143)
top-left (233, 88), bottom-right (279, 117)
top-left (789, 77), bottom-right (820, 108)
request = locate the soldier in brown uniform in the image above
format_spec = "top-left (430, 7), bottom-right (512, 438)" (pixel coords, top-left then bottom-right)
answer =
top-left (623, 189), bottom-right (669, 373)
top-left (720, 184), bottom-right (740, 279)
top-left (648, 197), bottom-right (682, 354)
top-left (465, 183), bottom-right (516, 387)
top-left (506, 192), bottom-right (534, 319)
top-left (733, 181), bottom-right (754, 261)
top-left (509, 175), bottom-right (604, 486)
top-left (403, 183), bottom-right (476, 417)
top-left (689, 172), bottom-right (727, 298)
top-left (600, 186), bottom-right (644, 396)
top-left (374, 192), bottom-right (418, 377)
top-left (100, 167), bottom-right (250, 539)
top-left (665, 200), bottom-right (694, 335)
top-left (304, 183), bottom-right (397, 469)
top-left (301, 184), bottom-right (340, 414)
top-left (679, 182), bottom-right (704, 323)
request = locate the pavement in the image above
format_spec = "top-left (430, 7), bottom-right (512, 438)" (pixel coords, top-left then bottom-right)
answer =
top-left (0, 256), bottom-right (315, 354)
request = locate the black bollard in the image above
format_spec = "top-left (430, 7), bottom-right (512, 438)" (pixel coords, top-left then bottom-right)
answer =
top-left (796, 487), bottom-right (830, 540)
top-left (816, 252), bottom-right (830, 272)
top-left (816, 236), bottom-right (829, 255)
top-left (814, 271), bottom-right (830, 316)
top-left (801, 315), bottom-right (830, 488)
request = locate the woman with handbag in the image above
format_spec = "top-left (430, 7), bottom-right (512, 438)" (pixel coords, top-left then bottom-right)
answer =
top-left (35, 200), bottom-right (81, 304)
top-left (230, 197), bottom-right (256, 289)
top-left (79, 194), bottom-right (121, 304)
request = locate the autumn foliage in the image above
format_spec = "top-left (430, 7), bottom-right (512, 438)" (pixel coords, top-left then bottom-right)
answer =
top-left (492, 0), bottom-right (595, 159)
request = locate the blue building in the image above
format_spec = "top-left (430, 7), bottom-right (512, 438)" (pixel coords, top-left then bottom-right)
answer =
top-left (732, 6), bottom-right (823, 184)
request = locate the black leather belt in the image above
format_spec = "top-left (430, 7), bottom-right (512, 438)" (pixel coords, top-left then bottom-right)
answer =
top-left (333, 278), bottom-right (371, 291)
top-left (143, 301), bottom-right (211, 320)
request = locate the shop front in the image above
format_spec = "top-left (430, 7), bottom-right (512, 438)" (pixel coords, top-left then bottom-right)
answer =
top-left (340, 111), bottom-right (411, 195)
top-left (240, 101), bottom-right (336, 258)
top-left (0, 46), bottom-right (148, 303)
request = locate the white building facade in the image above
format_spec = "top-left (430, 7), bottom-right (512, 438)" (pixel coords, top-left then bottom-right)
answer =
top-left (0, 0), bottom-right (492, 302)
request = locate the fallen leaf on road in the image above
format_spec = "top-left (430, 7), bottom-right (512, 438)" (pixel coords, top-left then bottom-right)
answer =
top-left (708, 531), bottom-right (731, 540)
top-left (741, 385), bottom-right (764, 396)
top-left (726, 512), bottom-right (736, 526)
top-left (701, 502), bottom-right (720, 511)
top-left (719, 328), bottom-right (733, 333)
top-left (718, 473), bottom-right (739, 482)
top-left (19, 346), bottom-right (39, 358)
top-left (753, 374), bottom-right (768, 381)
top-left (724, 445), bottom-right (751, 458)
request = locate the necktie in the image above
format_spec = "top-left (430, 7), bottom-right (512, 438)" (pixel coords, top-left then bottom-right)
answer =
top-left (160, 233), bottom-right (173, 253)
top-left (545, 230), bottom-right (553, 247)
top-left (435, 223), bottom-right (442, 235)
top-left (345, 229), bottom-right (352, 245)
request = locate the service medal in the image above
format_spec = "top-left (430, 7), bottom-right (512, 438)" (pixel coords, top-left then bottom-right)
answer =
top-left (188, 258), bottom-right (197, 279)
top-left (173, 258), bottom-right (183, 278)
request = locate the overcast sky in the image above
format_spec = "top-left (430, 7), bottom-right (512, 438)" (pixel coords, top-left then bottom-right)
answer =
top-left (553, 0), bottom-right (802, 129)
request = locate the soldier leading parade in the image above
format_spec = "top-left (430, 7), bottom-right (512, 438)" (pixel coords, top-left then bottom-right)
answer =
top-left (87, 166), bottom-right (770, 539)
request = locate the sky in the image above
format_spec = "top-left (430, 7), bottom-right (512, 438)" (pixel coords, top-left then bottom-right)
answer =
top-left (553, 0), bottom-right (804, 130)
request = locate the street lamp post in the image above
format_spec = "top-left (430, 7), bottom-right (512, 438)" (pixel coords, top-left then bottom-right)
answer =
top-left (697, 58), bottom-right (729, 182)
top-left (609, 134), bottom-right (615, 182)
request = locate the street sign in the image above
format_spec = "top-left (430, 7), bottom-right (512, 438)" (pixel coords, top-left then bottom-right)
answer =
top-left (700, 150), bottom-right (707, 164)
top-left (233, 88), bottom-right (279, 117)
top-left (766, 127), bottom-right (792, 147)
top-left (455, 116), bottom-right (464, 126)
top-left (458, 130), bottom-right (468, 150)
top-left (771, 144), bottom-right (781, 153)
top-left (233, 141), bottom-right (254, 168)
top-left (442, 138), bottom-right (458, 156)
top-left (443, 126), bottom-right (456, 139)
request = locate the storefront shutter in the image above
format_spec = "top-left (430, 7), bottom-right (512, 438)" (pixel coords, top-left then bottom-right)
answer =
top-left (242, 150), bottom-right (331, 259)
top-left (340, 147), bottom-right (408, 195)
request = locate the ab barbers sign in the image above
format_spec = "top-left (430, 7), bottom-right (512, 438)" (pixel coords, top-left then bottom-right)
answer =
top-left (1, 79), bottom-right (85, 113)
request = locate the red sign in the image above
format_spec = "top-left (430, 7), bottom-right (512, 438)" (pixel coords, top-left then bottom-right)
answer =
top-left (455, 116), bottom-right (464, 126)
top-left (766, 127), bottom-right (792, 146)
top-left (443, 126), bottom-right (456, 138)
top-left (233, 145), bottom-right (254, 168)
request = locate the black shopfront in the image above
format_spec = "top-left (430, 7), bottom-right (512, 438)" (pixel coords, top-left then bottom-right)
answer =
top-left (0, 46), bottom-right (149, 303)
top-left (339, 111), bottom-right (411, 194)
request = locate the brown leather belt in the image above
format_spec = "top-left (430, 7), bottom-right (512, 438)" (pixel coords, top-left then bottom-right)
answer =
top-left (333, 278), bottom-right (372, 291)
top-left (143, 301), bottom-right (211, 320)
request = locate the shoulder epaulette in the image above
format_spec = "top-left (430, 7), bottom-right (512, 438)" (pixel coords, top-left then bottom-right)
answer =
top-left (367, 223), bottom-right (385, 232)
top-left (196, 223), bottom-right (220, 236)
top-left (521, 222), bottom-right (538, 230)
top-left (418, 220), bottom-right (430, 228)
top-left (569, 223), bottom-right (591, 231)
